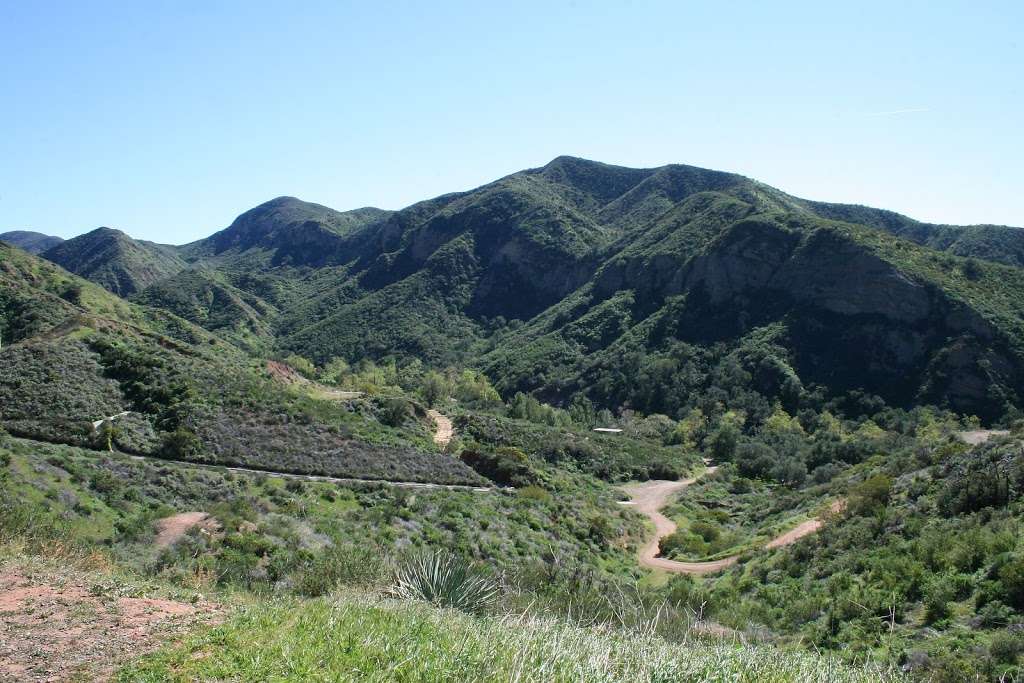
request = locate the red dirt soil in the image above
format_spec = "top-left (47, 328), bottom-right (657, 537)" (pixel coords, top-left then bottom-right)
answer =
top-left (0, 570), bottom-right (216, 681)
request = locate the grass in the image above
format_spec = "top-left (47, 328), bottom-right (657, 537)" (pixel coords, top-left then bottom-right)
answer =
top-left (117, 593), bottom-right (902, 683)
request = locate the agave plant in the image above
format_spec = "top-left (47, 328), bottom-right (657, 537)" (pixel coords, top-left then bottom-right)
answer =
top-left (392, 550), bottom-right (499, 613)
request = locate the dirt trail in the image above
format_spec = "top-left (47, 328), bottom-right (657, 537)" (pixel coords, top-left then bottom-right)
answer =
top-left (958, 429), bottom-right (1010, 445)
top-left (0, 569), bottom-right (216, 681)
top-left (428, 409), bottom-right (454, 447)
top-left (154, 511), bottom-right (220, 548)
top-left (622, 468), bottom-right (841, 575)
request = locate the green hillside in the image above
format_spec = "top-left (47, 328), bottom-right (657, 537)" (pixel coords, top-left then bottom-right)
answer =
top-left (6, 157), bottom-right (1024, 681)
top-left (41, 226), bottom-right (187, 296)
top-left (0, 230), bottom-right (64, 254)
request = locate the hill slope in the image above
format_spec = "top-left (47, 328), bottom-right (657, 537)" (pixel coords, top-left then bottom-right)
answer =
top-left (41, 227), bottom-right (187, 296)
top-left (43, 157), bottom-right (1024, 420)
top-left (0, 230), bottom-right (64, 254)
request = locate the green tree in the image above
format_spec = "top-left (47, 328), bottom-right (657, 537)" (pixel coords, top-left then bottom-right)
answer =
top-left (421, 370), bottom-right (450, 408)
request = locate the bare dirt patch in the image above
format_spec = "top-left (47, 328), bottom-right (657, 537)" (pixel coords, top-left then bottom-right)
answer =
top-left (958, 429), bottom-right (1011, 445)
top-left (0, 569), bottom-right (216, 681)
top-left (265, 360), bottom-right (362, 400)
top-left (154, 512), bottom-right (220, 548)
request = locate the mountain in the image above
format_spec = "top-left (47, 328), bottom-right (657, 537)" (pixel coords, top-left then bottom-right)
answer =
top-left (183, 196), bottom-right (391, 262)
top-left (0, 230), bottom-right (64, 254)
top-left (40, 227), bottom-right (187, 296)
top-left (42, 157), bottom-right (1024, 420)
top-left (158, 156), bottom-right (1023, 420)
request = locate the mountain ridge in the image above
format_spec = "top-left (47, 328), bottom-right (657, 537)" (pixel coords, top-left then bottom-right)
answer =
top-left (16, 156), bottom-right (1024, 420)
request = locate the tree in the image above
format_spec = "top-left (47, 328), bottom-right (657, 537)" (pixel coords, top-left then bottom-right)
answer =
top-left (709, 423), bottom-right (739, 462)
top-left (320, 357), bottom-right (351, 386)
top-left (380, 397), bottom-right (412, 427)
top-left (421, 371), bottom-right (450, 408)
top-left (100, 422), bottom-right (121, 452)
top-left (161, 427), bottom-right (201, 459)
top-left (962, 258), bottom-right (983, 281)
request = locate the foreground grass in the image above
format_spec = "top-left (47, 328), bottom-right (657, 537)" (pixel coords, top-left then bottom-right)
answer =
top-left (119, 594), bottom-right (901, 683)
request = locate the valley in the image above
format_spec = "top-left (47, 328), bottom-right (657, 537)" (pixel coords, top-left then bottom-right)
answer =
top-left (3, 157), bottom-right (1024, 681)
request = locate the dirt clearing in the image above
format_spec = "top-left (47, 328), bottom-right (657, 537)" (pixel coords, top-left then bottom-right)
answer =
top-left (0, 568), bottom-right (216, 681)
top-left (154, 511), bottom-right (220, 548)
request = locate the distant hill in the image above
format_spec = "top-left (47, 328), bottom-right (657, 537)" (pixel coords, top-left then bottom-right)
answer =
top-left (41, 227), bottom-right (187, 297)
top-left (0, 230), bottom-right (64, 254)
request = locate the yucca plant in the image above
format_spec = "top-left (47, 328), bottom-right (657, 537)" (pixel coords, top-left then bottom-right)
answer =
top-left (392, 550), bottom-right (499, 613)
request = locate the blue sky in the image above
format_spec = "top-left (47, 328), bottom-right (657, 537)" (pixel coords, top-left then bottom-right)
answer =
top-left (1, 1), bottom-right (1021, 243)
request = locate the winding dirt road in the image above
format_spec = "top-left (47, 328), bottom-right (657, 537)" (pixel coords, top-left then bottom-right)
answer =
top-left (622, 468), bottom-right (841, 575)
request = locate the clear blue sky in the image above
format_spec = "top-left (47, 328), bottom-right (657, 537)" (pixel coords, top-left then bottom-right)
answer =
top-left (2, 1), bottom-right (1021, 243)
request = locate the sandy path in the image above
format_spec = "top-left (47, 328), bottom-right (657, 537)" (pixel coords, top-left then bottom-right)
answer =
top-left (622, 468), bottom-right (841, 575)
top-left (764, 500), bottom-right (845, 549)
top-left (428, 409), bottom-right (454, 447)
top-left (958, 429), bottom-right (1010, 445)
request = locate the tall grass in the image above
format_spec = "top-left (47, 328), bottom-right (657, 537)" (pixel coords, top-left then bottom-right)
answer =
top-left (118, 594), bottom-right (904, 682)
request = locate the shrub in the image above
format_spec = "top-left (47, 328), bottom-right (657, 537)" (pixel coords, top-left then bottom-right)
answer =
top-left (923, 580), bottom-right (954, 624)
top-left (998, 556), bottom-right (1024, 610)
top-left (379, 397), bottom-right (412, 427)
top-left (161, 427), bottom-right (202, 459)
top-left (989, 631), bottom-right (1024, 665)
top-left (459, 448), bottom-right (536, 487)
top-left (284, 354), bottom-right (317, 379)
top-left (517, 485), bottom-right (552, 503)
top-left (391, 551), bottom-right (499, 613)
top-left (659, 530), bottom-right (707, 558)
top-left (849, 474), bottom-right (891, 515)
top-left (294, 544), bottom-right (386, 596)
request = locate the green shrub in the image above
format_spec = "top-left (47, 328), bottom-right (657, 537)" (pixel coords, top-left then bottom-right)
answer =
top-left (379, 397), bottom-right (413, 427)
top-left (284, 354), bottom-right (317, 379)
top-left (392, 551), bottom-right (499, 613)
top-left (998, 556), bottom-right (1024, 610)
top-left (161, 427), bottom-right (202, 459)
top-left (295, 544), bottom-right (386, 596)
top-left (989, 631), bottom-right (1024, 665)
top-left (659, 530), bottom-right (707, 558)
top-left (459, 448), bottom-right (537, 487)
top-left (517, 485), bottom-right (552, 503)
